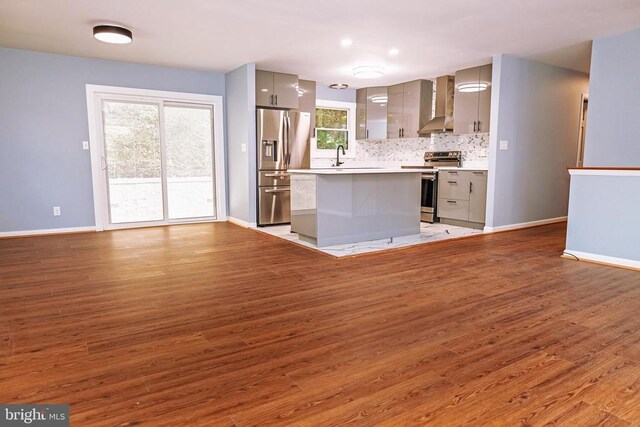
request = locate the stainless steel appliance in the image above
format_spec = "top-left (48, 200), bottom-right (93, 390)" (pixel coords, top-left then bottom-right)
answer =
top-left (257, 108), bottom-right (311, 226)
top-left (402, 151), bottom-right (461, 222)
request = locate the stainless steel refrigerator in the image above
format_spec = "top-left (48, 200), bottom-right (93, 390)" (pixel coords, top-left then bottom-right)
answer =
top-left (257, 108), bottom-right (311, 226)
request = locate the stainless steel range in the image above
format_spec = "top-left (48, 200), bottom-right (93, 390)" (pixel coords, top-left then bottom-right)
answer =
top-left (402, 151), bottom-right (462, 222)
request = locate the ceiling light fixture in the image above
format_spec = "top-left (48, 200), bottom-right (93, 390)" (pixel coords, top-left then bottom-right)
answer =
top-left (370, 95), bottom-right (388, 104)
top-left (329, 83), bottom-right (349, 89)
top-left (93, 25), bottom-right (133, 44)
top-left (388, 48), bottom-right (399, 56)
top-left (457, 82), bottom-right (489, 93)
top-left (353, 66), bottom-right (385, 79)
top-left (297, 89), bottom-right (304, 97)
top-left (340, 38), bottom-right (353, 47)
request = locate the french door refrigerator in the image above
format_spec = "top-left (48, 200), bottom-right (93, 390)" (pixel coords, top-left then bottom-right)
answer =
top-left (257, 108), bottom-right (311, 226)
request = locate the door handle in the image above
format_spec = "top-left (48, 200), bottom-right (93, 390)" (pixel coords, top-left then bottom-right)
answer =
top-left (265, 188), bottom-right (290, 193)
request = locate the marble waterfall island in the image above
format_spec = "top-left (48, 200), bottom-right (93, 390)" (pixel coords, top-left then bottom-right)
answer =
top-left (288, 168), bottom-right (423, 247)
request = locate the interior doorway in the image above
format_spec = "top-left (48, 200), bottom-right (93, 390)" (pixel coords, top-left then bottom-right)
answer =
top-left (576, 94), bottom-right (589, 167)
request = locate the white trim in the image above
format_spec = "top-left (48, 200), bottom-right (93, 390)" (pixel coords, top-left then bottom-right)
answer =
top-left (85, 84), bottom-right (227, 231)
top-left (227, 217), bottom-right (257, 228)
top-left (0, 226), bottom-right (96, 238)
top-left (563, 250), bottom-right (640, 270)
top-left (312, 99), bottom-right (357, 159)
top-left (483, 216), bottom-right (567, 233)
top-left (569, 169), bottom-right (640, 177)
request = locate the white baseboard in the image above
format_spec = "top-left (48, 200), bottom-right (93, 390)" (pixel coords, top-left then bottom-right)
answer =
top-left (0, 226), bottom-right (96, 238)
top-left (227, 217), bottom-right (257, 228)
top-left (483, 216), bottom-right (567, 233)
top-left (562, 249), bottom-right (640, 271)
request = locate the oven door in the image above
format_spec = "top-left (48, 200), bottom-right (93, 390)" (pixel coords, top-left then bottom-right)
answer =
top-left (420, 173), bottom-right (437, 222)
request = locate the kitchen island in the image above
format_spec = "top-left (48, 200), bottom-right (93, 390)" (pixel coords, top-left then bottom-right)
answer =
top-left (288, 168), bottom-right (422, 247)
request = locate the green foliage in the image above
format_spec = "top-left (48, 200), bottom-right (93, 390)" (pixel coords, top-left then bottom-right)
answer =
top-left (103, 101), bottom-right (213, 179)
top-left (316, 107), bottom-right (348, 150)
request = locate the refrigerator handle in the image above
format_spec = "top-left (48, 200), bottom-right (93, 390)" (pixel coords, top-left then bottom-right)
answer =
top-left (284, 115), bottom-right (291, 166)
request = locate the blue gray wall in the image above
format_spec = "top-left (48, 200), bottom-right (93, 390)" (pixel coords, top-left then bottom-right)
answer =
top-left (225, 64), bottom-right (257, 224)
top-left (566, 174), bottom-right (639, 262)
top-left (0, 47), bottom-right (225, 233)
top-left (316, 83), bottom-right (356, 103)
top-left (486, 54), bottom-right (589, 228)
top-left (583, 28), bottom-right (640, 167)
top-left (564, 28), bottom-right (640, 265)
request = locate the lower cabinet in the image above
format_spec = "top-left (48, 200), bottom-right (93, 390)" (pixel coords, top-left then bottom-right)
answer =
top-left (437, 170), bottom-right (487, 226)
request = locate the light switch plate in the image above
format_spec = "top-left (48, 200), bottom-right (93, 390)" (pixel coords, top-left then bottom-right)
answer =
top-left (82, 140), bottom-right (89, 150)
top-left (499, 140), bottom-right (509, 150)
top-left (241, 143), bottom-right (247, 153)
top-left (53, 206), bottom-right (61, 216)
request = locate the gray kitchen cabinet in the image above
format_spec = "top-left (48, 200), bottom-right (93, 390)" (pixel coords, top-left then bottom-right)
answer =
top-left (387, 80), bottom-right (433, 139)
top-left (387, 83), bottom-right (404, 139)
top-left (255, 70), bottom-right (299, 109)
top-left (438, 169), bottom-right (487, 227)
top-left (356, 87), bottom-right (388, 140)
top-left (453, 64), bottom-right (492, 134)
top-left (356, 88), bottom-right (367, 140)
top-left (468, 171), bottom-right (488, 223)
top-left (297, 79), bottom-right (316, 140)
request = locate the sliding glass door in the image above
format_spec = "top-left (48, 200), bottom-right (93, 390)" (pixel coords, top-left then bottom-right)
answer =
top-left (99, 97), bottom-right (216, 228)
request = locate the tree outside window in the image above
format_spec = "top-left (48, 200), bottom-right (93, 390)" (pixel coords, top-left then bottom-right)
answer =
top-left (316, 107), bottom-right (348, 150)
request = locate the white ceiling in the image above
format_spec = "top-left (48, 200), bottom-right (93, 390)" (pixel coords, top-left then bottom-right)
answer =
top-left (1, 0), bottom-right (639, 87)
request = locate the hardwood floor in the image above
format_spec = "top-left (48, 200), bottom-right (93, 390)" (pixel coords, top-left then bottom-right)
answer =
top-left (1, 222), bottom-right (639, 426)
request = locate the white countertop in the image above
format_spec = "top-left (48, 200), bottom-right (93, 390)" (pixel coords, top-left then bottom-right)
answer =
top-left (288, 168), bottom-right (425, 175)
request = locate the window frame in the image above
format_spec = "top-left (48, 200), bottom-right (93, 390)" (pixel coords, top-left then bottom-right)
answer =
top-left (312, 99), bottom-right (357, 158)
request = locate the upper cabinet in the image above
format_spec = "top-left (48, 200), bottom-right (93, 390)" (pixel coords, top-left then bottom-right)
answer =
top-left (297, 79), bottom-right (316, 138)
top-left (453, 64), bottom-right (492, 134)
top-left (356, 87), bottom-right (388, 140)
top-left (387, 80), bottom-right (433, 139)
top-left (256, 70), bottom-right (299, 109)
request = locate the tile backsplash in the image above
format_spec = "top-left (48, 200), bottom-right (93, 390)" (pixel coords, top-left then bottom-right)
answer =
top-left (311, 133), bottom-right (490, 168)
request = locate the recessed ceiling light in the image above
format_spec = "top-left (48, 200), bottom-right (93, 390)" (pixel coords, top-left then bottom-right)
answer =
top-left (297, 89), bottom-right (304, 97)
top-left (388, 48), bottom-right (399, 56)
top-left (329, 83), bottom-right (349, 89)
top-left (457, 82), bottom-right (489, 92)
top-left (353, 66), bottom-right (385, 79)
top-left (370, 95), bottom-right (388, 104)
top-left (340, 38), bottom-right (353, 47)
top-left (93, 25), bottom-right (133, 44)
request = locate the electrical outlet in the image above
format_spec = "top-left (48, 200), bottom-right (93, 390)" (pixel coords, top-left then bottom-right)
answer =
top-left (53, 206), bottom-right (61, 216)
top-left (499, 140), bottom-right (509, 150)
top-left (82, 140), bottom-right (89, 150)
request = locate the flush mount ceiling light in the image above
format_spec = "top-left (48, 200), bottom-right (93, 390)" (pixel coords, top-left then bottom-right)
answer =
top-left (329, 83), bottom-right (349, 89)
top-left (353, 66), bottom-right (385, 79)
top-left (457, 82), bottom-right (489, 93)
top-left (340, 38), bottom-right (353, 47)
top-left (93, 25), bottom-right (133, 44)
top-left (370, 95), bottom-right (388, 104)
top-left (388, 48), bottom-right (399, 56)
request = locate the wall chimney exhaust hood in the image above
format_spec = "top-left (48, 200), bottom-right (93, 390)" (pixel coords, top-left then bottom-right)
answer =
top-left (419, 75), bottom-right (455, 135)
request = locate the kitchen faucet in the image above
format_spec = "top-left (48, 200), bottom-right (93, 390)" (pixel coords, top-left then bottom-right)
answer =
top-left (334, 144), bottom-right (346, 167)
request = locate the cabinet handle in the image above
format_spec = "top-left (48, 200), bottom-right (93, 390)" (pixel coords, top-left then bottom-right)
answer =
top-left (366, 129), bottom-right (369, 139)
top-left (270, 94), bottom-right (273, 105)
top-left (448, 171), bottom-right (458, 174)
top-left (477, 121), bottom-right (481, 132)
top-left (473, 121), bottom-right (477, 132)
top-left (470, 182), bottom-right (473, 193)
top-left (275, 94), bottom-right (278, 106)
top-left (402, 128), bottom-right (405, 138)
top-left (473, 171), bottom-right (484, 175)
top-left (398, 129), bottom-right (401, 138)
top-left (447, 200), bottom-right (457, 204)
top-left (447, 181), bottom-right (457, 184)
